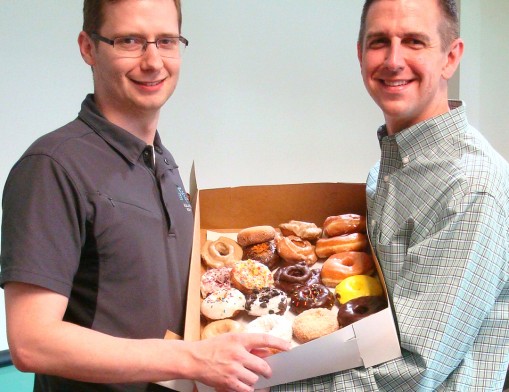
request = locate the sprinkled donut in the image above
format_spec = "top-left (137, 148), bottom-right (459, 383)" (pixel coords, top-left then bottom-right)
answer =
top-left (289, 283), bottom-right (335, 313)
top-left (200, 288), bottom-right (246, 320)
top-left (200, 267), bottom-right (232, 298)
top-left (230, 259), bottom-right (274, 294)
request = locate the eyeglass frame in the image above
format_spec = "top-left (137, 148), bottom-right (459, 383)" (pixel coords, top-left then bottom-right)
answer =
top-left (90, 32), bottom-right (189, 58)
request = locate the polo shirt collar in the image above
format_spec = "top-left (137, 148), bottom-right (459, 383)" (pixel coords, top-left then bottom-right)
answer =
top-left (77, 94), bottom-right (178, 169)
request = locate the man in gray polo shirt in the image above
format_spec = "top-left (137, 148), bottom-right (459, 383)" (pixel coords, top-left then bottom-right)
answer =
top-left (0, 1), bottom-right (289, 391)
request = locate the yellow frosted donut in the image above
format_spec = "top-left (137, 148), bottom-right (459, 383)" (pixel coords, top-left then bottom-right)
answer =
top-left (335, 275), bottom-right (383, 304)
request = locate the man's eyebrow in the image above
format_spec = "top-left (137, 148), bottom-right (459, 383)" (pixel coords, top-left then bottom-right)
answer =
top-left (365, 31), bottom-right (432, 42)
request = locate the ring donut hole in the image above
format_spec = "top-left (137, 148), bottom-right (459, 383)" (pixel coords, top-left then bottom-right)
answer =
top-left (213, 241), bottom-right (231, 256)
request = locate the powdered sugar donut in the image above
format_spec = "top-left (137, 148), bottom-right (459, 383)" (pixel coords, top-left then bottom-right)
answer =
top-left (246, 314), bottom-right (293, 344)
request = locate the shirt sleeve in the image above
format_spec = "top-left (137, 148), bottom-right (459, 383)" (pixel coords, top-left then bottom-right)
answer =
top-left (0, 153), bottom-right (85, 297)
top-left (271, 191), bottom-right (509, 391)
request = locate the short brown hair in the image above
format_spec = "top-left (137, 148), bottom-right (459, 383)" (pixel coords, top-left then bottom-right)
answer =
top-left (83, 0), bottom-right (182, 35)
top-left (358, 0), bottom-right (459, 51)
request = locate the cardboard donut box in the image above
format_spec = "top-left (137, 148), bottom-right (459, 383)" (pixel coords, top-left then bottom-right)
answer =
top-left (161, 182), bottom-right (402, 391)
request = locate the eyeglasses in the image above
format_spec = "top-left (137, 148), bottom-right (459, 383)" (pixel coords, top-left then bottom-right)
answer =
top-left (90, 32), bottom-right (188, 58)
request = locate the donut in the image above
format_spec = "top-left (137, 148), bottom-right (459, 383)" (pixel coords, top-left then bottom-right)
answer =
top-left (337, 296), bottom-right (387, 327)
top-left (200, 288), bottom-right (246, 320)
top-left (292, 308), bottom-right (339, 344)
top-left (276, 235), bottom-right (317, 266)
top-left (201, 236), bottom-right (243, 269)
top-left (289, 283), bottom-right (335, 313)
top-left (242, 239), bottom-right (281, 270)
top-left (201, 319), bottom-right (244, 340)
top-left (230, 259), bottom-right (274, 294)
top-left (236, 226), bottom-right (276, 247)
top-left (246, 314), bottom-right (293, 344)
top-left (279, 220), bottom-right (322, 242)
top-left (320, 252), bottom-right (375, 288)
top-left (273, 262), bottom-right (321, 294)
top-left (315, 233), bottom-right (368, 259)
top-left (200, 267), bottom-right (232, 298)
top-left (323, 214), bottom-right (367, 237)
top-left (245, 287), bottom-right (288, 316)
top-left (335, 275), bottom-right (384, 305)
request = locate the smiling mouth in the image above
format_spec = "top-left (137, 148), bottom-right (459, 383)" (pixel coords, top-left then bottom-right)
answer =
top-left (383, 80), bottom-right (410, 87)
top-left (133, 79), bottom-right (165, 86)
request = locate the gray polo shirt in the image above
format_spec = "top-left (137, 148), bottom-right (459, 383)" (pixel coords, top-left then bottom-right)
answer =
top-left (0, 95), bottom-right (193, 390)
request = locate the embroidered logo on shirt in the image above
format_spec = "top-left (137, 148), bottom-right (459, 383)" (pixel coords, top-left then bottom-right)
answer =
top-left (177, 186), bottom-right (192, 212)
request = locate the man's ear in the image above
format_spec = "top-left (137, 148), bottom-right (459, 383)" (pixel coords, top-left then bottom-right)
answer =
top-left (357, 41), bottom-right (363, 69)
top-left (78, 31), bottom-right (96, 66)
top-left (442, 38), bottom-right (464, 80)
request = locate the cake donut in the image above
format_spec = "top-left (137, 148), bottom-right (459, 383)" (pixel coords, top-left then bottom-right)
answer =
top-left (200, 267), bottom-right (232, 298)
top-left (273, 262), bottom-right (321, 294)
top-left (279, 220), bottom-right (322, 242)
top-left (245, 287), bottom-right (288, 317)
top-left (337, 296), bottom-right (387, 327)
top-left (230, 259), bottom-right (274, 294)
top-left (246, 314), bottom-right (293, 346)
top-left (200, 288), bottom-right (246, 320)
top-left (201, 236), bottom-right (243, 269)
top-left (236, 225), bottom-right (276, 247)
top-left (276, 235), bottom-right (317, 266)
top-left (320, 251), bottom-right (375, 287)
top-left (242, 239), bottom-right (281, 270)
top-left (201, 319), bottom-right (244, 340)
top-left (323, 214), bottom-right (367, 237)
top-left (315, 233), bottom-right (369, 259)
top-left (335, 275), bottom-right (383, 304)
top-left (289, 283), bottom-right (335, 313)
top-left (292, 308), bottom-right (339, 344)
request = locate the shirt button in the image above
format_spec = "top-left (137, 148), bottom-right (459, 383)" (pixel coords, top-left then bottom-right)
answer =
top-left (371, 219), bottom-right (377, 227)
top-left (164, 158), bottom-right (170, 165)
top-left (383, 175), bottom-right (390, 182)
top-left (155, 146), bottom-right (163, 154)
top-left (402, 156), bottom-right (410, 164)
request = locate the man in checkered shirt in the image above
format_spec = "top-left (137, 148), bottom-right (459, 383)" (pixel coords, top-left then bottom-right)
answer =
top-left (271, 0), bottom-right (509, 391)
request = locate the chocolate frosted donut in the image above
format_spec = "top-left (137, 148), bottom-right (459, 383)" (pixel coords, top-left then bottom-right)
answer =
top-left (273, 262), bottom-right (321, 294)
top-left (290, 283), bottom-right (335, 313)
top-left (337, 296), bottom-right (387, 327)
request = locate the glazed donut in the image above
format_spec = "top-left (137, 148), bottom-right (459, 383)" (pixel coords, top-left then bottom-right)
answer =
top-left (242, 239), bottom-right (281, 270)
top-left (200, 288), bottom-right (246, 320)
top-left (337, 296), bottom-right (387, 327)
top-left (230, 259), bottom-right (274, 294)
top-left (323, 214), bottom-right (367, 237)
top-left (289, 283), bottom-right (335, 313)
top-left (246, 314), bottom-right (293, 344)
top-left (273, 262), bottom-right (321, 294)
top-left (201, 236), bottom-right (243, 269)
top-left (245, 287), bottom-right (288, 316)
top-left (335, 275), bottom-right (384, 305)
top-left (201, 319), bottom-right (244, 340)
top-left (320, 252), bottom-right (375, 288)
top-left (276, 235), bottom-right (318, 266)
top-left (237, 225), bottom-right (276, 247)
top-left (315, 233), bottom-right (368, 259)
top-left (279, 220), bottom-right (322, 242)
top-left (292, 308), bottom-right (339, 343)
top-left (200, 267), bottom-right (232, 298)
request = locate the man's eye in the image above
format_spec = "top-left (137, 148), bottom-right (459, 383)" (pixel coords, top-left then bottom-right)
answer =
top-left (404, 38), bottom-right (425, 48)
top-left (158, 37), bottom-right (178, 48)
top-left (368, 39), bottom-right (387, 49)
top-left (116, 37), bottom-right (143, 47)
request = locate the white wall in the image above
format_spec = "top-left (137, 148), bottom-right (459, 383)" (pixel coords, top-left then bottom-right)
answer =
top-left (0, 1), bottom-right (507, 352)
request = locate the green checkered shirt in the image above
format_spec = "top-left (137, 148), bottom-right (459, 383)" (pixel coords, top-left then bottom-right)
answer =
top-left (272, 102), bottom-right (509, 391)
